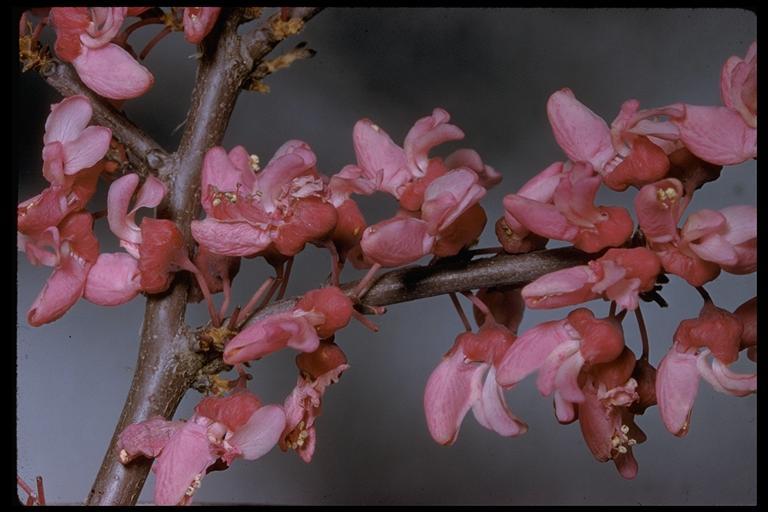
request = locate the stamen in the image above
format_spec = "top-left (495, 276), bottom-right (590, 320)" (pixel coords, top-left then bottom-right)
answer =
top-left (249, 154), bottom-right (260, 171)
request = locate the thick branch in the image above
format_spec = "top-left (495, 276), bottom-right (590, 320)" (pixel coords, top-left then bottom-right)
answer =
top-left (85, 8), bottom-right (326, 505)
top-left (39, 59), bottom-right (170, 176)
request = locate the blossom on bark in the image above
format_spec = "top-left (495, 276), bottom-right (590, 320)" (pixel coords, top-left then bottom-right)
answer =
top-left (503, 161), bottom-right (634, 253)
top-left (117, 388), bottom-right (285, 505)
top-left (191, 142), bottom-right (338, 259)
top-left (496, 308), bottom-right (626, 423)
top-left (671, 42), bottom-right (757, 166)
top-left (19, 212), bottom-right (99, 326)
top-left (521, 247), bottom-right (662, 312)
top-left (49, 8), bottom-right (154, 99)
top-left (18, 95), bottom-right (111, 236)
top-left (224, 286), bottom-right (353, 364)
top-left (656, 301), bottom-right (756, 437)
top-left (280, 340), bottom-right (350, 462)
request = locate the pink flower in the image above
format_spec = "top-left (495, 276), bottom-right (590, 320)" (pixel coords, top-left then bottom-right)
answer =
top-left (118, 388), bottom-right (285, 505)
top-left (192, 142), bottom-right (338, 259)
top-left (19, 212), bottom-right (99, 326)
top-left (503, 161), bottom-right (634, 253)
top-left (681, 205), bottom-right (756, 275)
top-left (224, 286), bottom-right (354, 364)
top-left (656, 301), bottom-right (756, 437)
top-left (671, 42), bottom-right (757, 165)
top-left (18, 96), bottom-right (111, 235)
top-left (521, 247), bottom-right (662, 312)
top-left (281, 341), bottom-right (350, 462)
top-left (496, 308), bottom-right (625, 423)
top-left (49, 8), bottom-right (154, 100)
top-left (359, 216), bottom-right (435, 267)
top-left (183, 7), bottom-right (221, 44)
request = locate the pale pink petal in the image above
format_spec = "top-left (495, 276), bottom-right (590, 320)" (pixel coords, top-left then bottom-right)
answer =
top-left (229, 405), bottom-right (286, 460)
top-left (578, 387), bottom-right (616, 462)
top-left (536, 338), bottom-right (581, 397)
top-left (517, 161), bottom-right (564, 202)
top-left (496, 320), bottom-right (575, 387)
top-left (603, 276), bottom-right (642, 313)
top-left (697, 352), bottom-right (756, 397)
top-left (327, 164), bottom-right (379, 206)
top-left (675, 105), bottom-right (756, 165)
top-left (404, 108), bottom-right (464, 176)
top-left (201, 146), bottom-right (253, 204)
top-left (43, 95), bottom-right (93, 144)
top-left (471, 367), bottom-right (528, 437)
top-left (107, 174), bottom-right (142, 244)
top-left (79, 8), bottom-right (126, 48)
top-left (554, 350), bottom-right (587, 403)
top-left (117, 417), bottom-right (183, 464)
top-left (423, 350), bottom-right (486, 445)
top-left (360, 216), bottom-right (435, 267)
top-left (153, 421), bottom-right (218, 506)
top-left (84, 252), bottom-right (141, 306)
top-left (444, 148), bottom-right (502, 189)
top-left (681, 209), bottom-right (725, 241)
top-left (656, 346), bottom-right (700, 437)
top-left (72, 44), bottom-right (154, 100)
top-left (553, 390), bottom-right (577, 423)
top-left (27, 257), bottom-right (88, 327)
top-left (352, 119), bottom-right (411, 197)
top-left (421, 168), bottom-right (486, 234)
top-left (257, 149), bottom-right (315, 212)
top-left (191, 218), bottom-right (271, 257)
top-left (552, 162), bottom-right (601, 228)
top-left (547, 88), bottom-right (614, 171)
top-left (62, 125), bottom-right (112, 174)
top-left (522, 265), bottom-right (599, 309)
top-left (688, 235), bottom-right (738, 267)
top-left (502, 194), bottom-right (578, 242)
top-left (719, 205), bottom-right (757, 246)
top-left (223, 313), bottom-right (319, 364)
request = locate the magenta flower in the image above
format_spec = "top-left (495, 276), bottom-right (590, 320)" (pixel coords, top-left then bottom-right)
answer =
top-left (656, 301), bottom-right (756, 437)
top-left (280, 341), bottom-right (350, 462)
top-left (18, 95), bottom-right (111, 235)
top-left (503, 161), bottom-right (634, 253)
top-left (522, 247), bottom-right (662, 312)
top-left (496, 308), bottom-right (625, 423)
top-left (19, 212), bottom-right (99, 326)
top-left (49, 8), bottom-right (154, 100)
top-left (118, 388), bottom-right (285, 505)
top-left (191, 142), bottom-right (338, 259)
top-left (672, 42), bottom-right (757, 165)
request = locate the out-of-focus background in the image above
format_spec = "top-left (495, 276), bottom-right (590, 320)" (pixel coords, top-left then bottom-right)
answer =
top-left (17, 8), bottom-right (756, 505)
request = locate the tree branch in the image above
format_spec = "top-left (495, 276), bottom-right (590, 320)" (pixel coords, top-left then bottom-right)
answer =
top-left (241, 7), bottom-right (323, 64)
top-left (39, 59), bottom-right (170, 176)
top-left (84, 7), bottom-right (326, 505)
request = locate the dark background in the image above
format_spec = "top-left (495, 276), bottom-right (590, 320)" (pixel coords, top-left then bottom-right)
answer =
top-left (17, 8), bottom-right (756, 505)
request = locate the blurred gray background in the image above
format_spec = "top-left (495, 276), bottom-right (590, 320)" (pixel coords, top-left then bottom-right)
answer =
top-left (17, 8), bottom-right (756, 505)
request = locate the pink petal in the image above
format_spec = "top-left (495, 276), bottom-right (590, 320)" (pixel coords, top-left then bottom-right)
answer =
top-left (720, 205), bottom-right (757, 246)
top-left (535, 338), bottom-right (581, 397)
top-left (517, 161), bottom-right (564, 202)
top-left (117, 417), bottom-right (183, 464)
top-left (614, 452), bottom-right (639, 480)
top-left (360, 216), bottom-right (435, 267)
top-left (471, 367), bottom-right (528, 437)
top-left (495, 319), bottom-right (575, 387)
top-left (201, 146), bottom-right (253, 210)
top-left (578, 387), bottom-right (617, 462)
top-left (675, 105), bottom-right (756, 165)
top-left (257, 149), bottom-right (315, 212)
top-left (697, 352), bottom-right (756, 397)
top-left (72, 44), bottom-right (154, 100)
top-left (634, 178), bottom-right (686, 244)
top-left (43, 95), bottom-right (93, 144)
top-left (681, 209), bottom-right (726, 241)
top-left (553, 350), bottom-right (586, 403)
top-left (62, 125), bottom-right (112, 175)
top-left (229, 405), bottom-right (286, 460)
top-left (553, 390), bottom-right (577, 423)
top-left (502, 194), bottom-right (578, 242)
top-left (421, 168), bottom-right (486, 234)
top-left (352, 119), bottom-right (410, 197)
top-left (423, 350), bottom-right (486, 445)
top-left (79, 8), bottom-right (126, 48)
top-left (444, 148), bottom-right (502, 189)
top-left (190, 218), bottom-right (271, 257)
top-left (107, 173), bottom-right (142, 244)
top-left (404, 108), bottom-right (464, 176)
top-left (153, 421), bottom-right (218, 506)
top-left (546, 88), bottom-right (614, 171)
top-left (656, 346), bottom-right (700, 437)
top-left (83, 252), bottom-right (141, 306)
top-left (27, 256), bottom-right (89, 327)
top-left (688, 235), bottom-right (738, 267)
top-left (521, 265), bottom-right (599, 309)
top-left (223, 313), bottom-right (319, 365)
top-left (552, 162), bottom-right (601, 228)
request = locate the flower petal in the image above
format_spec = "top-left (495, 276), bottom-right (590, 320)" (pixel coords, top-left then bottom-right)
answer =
top-left (83, 252), bottom-right (141, 306)
top-left (229, 405), bottom-right (286, 460)
top-left (471, 367), bottom-right (528, 437)
top-left (656, 346), bottom-right (700, 437)
top-left (495, 320), bottom-right (574, 387)
top-left (72, 44), bottom-right (154, 100)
